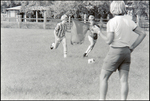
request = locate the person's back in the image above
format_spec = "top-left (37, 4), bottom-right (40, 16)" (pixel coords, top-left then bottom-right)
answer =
top-left (55, 22), bottom-right (67, 38)
top-left (99, 1), bottom-right (146, 100)
top-left (107, 15), bottom-right (137, 47)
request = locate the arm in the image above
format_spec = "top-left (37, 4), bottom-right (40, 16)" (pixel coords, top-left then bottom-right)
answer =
top-left (54, 24), bottom-right (60, 38)
top-left (54, 31), bottom-right (59, 38)
top-left (98, 30), bottom-right (114, 45)
top-left (130, 27), bottom-right (146, 52)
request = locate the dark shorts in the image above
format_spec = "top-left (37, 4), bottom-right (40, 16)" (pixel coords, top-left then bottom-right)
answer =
top-left (89, 33), bottom-right (98, 40)
top-left (102, 46), bottom-right (131, 72)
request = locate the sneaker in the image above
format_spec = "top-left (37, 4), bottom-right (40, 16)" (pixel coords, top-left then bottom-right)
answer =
top-left (50, 43), bottom-right (55, 50)
top-left (83, 53), bottom-right (88, 57)
top-left (64, 54), bottom-right (67, 58)
top-left (50, 45), bottom-right (53, 49)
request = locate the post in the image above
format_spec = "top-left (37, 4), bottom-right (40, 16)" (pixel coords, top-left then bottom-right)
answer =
top-left (15, 11), bottom-right (17, 22)
top-left (18, 15), bottom-right (21, 28)
top-left (43, 10), bottom-right (46, 29)
top-left (84, 14), bottom-right (86, 23)
top-left (130, 10), bottom-right (133, 20)
top-left (100, 17), bottom-right (103, 28)
top-left (24, 12), bottom-right (27, 22)
top-left (36, 10), bottom-right (38, 22)
top-left (69, 16), bottom-right (71, 29)
top-left (107, 14), bottom-right (109, 20)
top-left (6, 11), bottom-right (8, 21)
top-left (8, 11), bottom-right (10, 22)
top-left (137, 15), bottom-right (140, 27)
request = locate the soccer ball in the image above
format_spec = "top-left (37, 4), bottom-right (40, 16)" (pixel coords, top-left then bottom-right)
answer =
top-left (88, 58), bottom-right (95, 64)
top-left (52, 43), bottom-right (55, 47)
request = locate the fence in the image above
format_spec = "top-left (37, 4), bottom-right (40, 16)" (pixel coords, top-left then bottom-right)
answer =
top-left (1, 14), bottom-right (149, 31)
top-left (1, 16), bottom-right (109, 29)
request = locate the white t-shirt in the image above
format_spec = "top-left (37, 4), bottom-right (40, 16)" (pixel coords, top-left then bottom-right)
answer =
top-left (107, 15), bottom-right (137, 47)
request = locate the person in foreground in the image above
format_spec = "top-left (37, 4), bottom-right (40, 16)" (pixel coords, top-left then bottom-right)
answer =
top-left (83, 15), bottom-right (100, 57)
top-left (50, 14), bottom-right (68, 58)
top-left (98, 1), bottom-right (146, 100)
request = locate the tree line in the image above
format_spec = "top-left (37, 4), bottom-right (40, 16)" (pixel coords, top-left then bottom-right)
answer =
top-left (1, 0), bottom-right (149, 20)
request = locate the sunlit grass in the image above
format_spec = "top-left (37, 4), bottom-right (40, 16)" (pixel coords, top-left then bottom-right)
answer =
top-left (1, 28), bottom-right (149, 100)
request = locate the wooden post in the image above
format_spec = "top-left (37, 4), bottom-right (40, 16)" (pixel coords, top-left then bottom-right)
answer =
top-left (15, 11), bottom-right (17, 22)
top-left (69, 16), bottom-right (71, 29)
top-left (137, 15), bottom-right (140, 27)
top-left (100, 17), bottom-right (103, 28)
top-left (43, 10), bottom-right (46, 29)
top-left (24, 12), bottom-right (27, 22)
top-left (36, 10), bottom-right (38, 22)
top-left (6, 11), bottom-right (8, 21)
top-left (18, 15), bottom-right (21, 28)
top-left (8, 11), bottom-right (10, 22)
top-left (84, 14), bottom-right (86, 23)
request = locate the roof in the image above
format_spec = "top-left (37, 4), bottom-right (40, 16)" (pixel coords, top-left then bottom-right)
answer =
top-left (29, 6), bottom-right (48, 10)
top-left (125, 5), bottom-right (133, 8)
top-left (6, 6), bottom-right (21, 10)
top-left (6, 6), bottom-right (48, 11)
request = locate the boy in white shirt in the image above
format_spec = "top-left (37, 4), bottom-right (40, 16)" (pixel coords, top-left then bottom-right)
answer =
top-left (98, 1), bottom-right (146, 100)
top-left (83, 15), bottom-right (101, 57)
top-left (50, 14), bottom-right (68, 58)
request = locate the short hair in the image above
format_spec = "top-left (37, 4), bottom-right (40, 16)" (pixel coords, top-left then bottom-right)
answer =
top-left (61, 14), bottom-right (68, 21)
top-left (110, 1), bottom-right (126, 15)
top-left (88, 15), bottom-right (95, 21)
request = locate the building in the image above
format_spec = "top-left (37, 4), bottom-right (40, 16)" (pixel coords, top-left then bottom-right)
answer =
top-left (6, 6), bottom-right (21, 22)
top-left (5, 6), bottom-right (48, 22)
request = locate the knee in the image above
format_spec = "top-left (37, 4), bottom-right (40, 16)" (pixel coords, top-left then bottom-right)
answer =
top-left (100, 74), bottom-right (109, 82)
top-left (89, 43), bottom-right (95, 48)
top-left (120, 78), bottom-right (128, 84)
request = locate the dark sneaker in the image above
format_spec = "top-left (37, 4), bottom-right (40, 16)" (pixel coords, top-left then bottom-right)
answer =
top-left (50, 43), bottom-right (55, 50)
top-left (83, 53), bottom-right (88, 57)
top-left (50, 45), bottom-right (53, 49)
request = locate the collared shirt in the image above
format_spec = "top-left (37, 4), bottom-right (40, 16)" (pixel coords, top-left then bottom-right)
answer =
top-left (107, 15), bottom-right (137, 47)
top-left (55, 22), bottom-right (67, 38)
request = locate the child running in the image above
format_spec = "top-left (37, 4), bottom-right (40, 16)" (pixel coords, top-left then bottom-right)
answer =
top-left (83, 15), bottom-right (101, 57)
top-left (98, 1), bottom-right (146, 100)
top-left (50, 14), bottom-right (68, 58)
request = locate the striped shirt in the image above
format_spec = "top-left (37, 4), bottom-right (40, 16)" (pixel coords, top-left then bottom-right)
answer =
top-left (55, 22), bottom-right (67, 38)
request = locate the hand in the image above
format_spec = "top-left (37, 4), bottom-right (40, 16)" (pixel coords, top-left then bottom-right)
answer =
top-left (97, 31), bottom-right (101, 36)
top-left (129, 47), bottom-right (134, 53)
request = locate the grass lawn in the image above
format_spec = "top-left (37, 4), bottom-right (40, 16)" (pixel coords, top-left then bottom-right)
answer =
top-left (1, 28), bottom-right (149, 100)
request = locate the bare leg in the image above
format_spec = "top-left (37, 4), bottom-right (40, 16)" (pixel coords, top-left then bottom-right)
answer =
top-left (100, 69), bottom-right (113, 100)
top-left (119, 69), bottom-right (129, 100)
top-left (84, 35), bottom-right (96, 56)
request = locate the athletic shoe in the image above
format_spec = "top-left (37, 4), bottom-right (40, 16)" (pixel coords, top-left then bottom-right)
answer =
top-left (64, 54), bottom-right (67, 58)
top-left (50, 43), bottom-right (55, 50)
top-left (83, 53), bottom-right (88, 57)
top-left (50, 45), bottom-right (53, 49)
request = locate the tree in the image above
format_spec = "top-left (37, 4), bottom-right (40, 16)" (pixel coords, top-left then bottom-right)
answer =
top-left (1, 0), bottom-right (22, 13)
top-left (19, 1), bottom-right (53, 18)
top-left (50, 1), bottom-right (84, 19)
top-left (126, 1), bottom-right (149, 26)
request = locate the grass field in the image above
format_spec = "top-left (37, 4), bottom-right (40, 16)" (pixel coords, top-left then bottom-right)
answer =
top-left (1, 28), bottom-right (149, 100)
